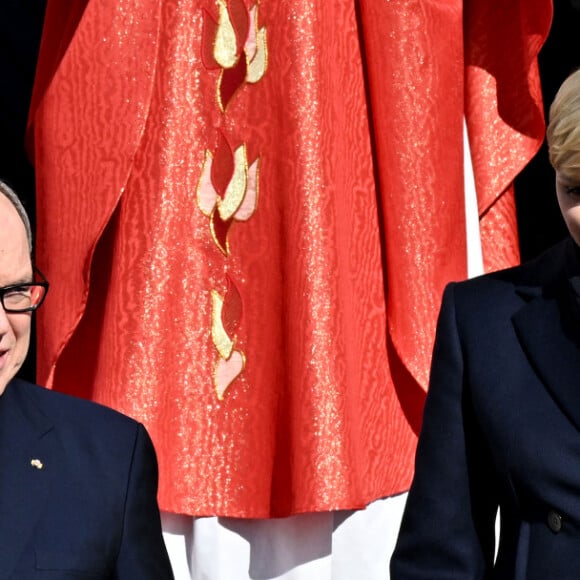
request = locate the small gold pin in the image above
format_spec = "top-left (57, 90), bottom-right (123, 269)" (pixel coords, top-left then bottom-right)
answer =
top-left (30, 459), bottom-right (43, 470)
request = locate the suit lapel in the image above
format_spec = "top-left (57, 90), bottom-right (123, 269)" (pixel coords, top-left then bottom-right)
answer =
top-left (0, 381), bottom-right (60, 580)
top-left (513, 280), bottom-right (580, 432)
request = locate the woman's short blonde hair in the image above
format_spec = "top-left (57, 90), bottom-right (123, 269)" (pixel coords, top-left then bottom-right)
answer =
top-left (547, 69), bottom-right (580, 181)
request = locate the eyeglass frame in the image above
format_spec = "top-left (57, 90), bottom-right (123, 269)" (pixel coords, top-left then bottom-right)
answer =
top-left (0, 268), bottom-right (49, 313)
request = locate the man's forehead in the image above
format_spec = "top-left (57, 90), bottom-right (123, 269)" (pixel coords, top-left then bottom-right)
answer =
top-left (0, 195), bottom-right (31, 268)
top-left (0, 195), bottom-right (28, 236)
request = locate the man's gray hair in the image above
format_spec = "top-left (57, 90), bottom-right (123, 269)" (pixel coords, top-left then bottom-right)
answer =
top-left (0, 180), bottom-right (32, 252)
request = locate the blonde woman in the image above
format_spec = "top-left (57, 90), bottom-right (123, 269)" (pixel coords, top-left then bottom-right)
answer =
top-left (391, 69), bottom-right (580, 579)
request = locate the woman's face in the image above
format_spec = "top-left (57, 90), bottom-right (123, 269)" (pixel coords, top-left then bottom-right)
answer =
top-left (556, 170), bottom-right (580, 245)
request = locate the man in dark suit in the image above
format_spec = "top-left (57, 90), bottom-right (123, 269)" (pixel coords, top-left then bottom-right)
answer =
top-left (390, 71), bottom-right (580, 578)
top-left (0, 180), bottom-right (174, 578)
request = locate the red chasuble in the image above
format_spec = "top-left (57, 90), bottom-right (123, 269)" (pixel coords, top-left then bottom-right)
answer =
top-left (29, 0), bottom-right (551, 517)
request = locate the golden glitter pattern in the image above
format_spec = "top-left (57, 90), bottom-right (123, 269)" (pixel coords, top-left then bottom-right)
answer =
top-left (32, 0), bottom-right (551, 518)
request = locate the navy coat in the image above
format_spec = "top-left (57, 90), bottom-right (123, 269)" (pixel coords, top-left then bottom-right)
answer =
top-left (391, 237), bottom-right (580, 579)
top-left (0, 378), bottom-right (174, 579)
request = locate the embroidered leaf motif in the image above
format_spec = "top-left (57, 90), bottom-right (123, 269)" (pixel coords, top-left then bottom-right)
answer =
top-left (210, 208), bottom-right (233, 256)
top-left (201, 8), bottom-right (220, 69)
top-left (204, 1), bottom-right (267, 105)
top-left (218, 144), bottom-right (247, 220)
top-left (211, 132), bottom-right (234, 197)
top-left (246, 26), bottom-right (267, 84)
top-left (214, 0), bottom-right (238, 68)
top-left (196, 150), bottom-right (217, 216)
top-left (198, 142), bottom-right (258, 253)
top-left (214, 350), bottom-right (245, 400)
top-left (244, 5), bottom-right (258, 61)
top-left (222, 275), bottom-right (243, 336)
top-left (228, 0), bottom-right (250, 56)
top-left (219, 57), bottom-right (247, 111)
top-left (199, 0), bottom-right (269, 399)
top-left (211, 290), bottom-right (235, 359)
top-left (235, 157), bottom-right (259, 221)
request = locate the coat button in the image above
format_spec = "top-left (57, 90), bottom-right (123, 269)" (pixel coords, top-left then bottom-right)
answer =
top-left (547, 510), bottom-right (562, 533)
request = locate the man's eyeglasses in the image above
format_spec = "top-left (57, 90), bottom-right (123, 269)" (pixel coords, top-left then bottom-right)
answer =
top-left (0, 269), bottom-right (49, 313)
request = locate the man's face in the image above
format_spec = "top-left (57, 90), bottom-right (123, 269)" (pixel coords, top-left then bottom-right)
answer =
top-left (0, 194), bottom-right (32, 395)
top-left (555, 171), bottom-right (580, 245)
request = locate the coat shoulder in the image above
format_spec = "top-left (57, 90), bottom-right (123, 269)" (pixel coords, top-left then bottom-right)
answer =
top-left (438, 237), bottom-right (573, 332)
top-left (454, 237), bottom-right (571, 301)
top-left (9, 378), bottom-right (141, 442)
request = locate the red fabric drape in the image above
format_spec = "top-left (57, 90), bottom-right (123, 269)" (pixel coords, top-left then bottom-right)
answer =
top-left (465, 0), bottom-right (552, 272)
top-left (29, 0), bottom-right (552, 517)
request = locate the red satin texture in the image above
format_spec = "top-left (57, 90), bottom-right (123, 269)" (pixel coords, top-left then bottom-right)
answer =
top-left (29, 0), bottom-right (552, 517)
top-left (464, 0), bottom-right (552, 272)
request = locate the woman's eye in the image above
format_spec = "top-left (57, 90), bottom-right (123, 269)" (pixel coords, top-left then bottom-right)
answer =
top-left (565, 186), bottom-right (580, 196)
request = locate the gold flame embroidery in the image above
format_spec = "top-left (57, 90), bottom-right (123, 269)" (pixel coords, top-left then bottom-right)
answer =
top-left (196, 144), bottom-right (259, 256)
top-left (214, 0), bottom-right (239, 68)
top-left (211, 290), bottom-right (235, 359)
top-left (211, 284), bottom-right (245, 399)
top-left (204, 1), bottom-right (268, 111)
top-left (245, 7), bottom-right (267, 84)
top-left (200, 0), bottom-right (267, 399)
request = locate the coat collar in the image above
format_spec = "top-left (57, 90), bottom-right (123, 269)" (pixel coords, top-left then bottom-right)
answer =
top-left (512, 237), bottom-right (580, 432)
top-left (0, 380), bottom-right (61, 579)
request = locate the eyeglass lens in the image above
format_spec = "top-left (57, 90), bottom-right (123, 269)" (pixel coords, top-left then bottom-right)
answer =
top-left (2, 284), bottom-right (46, 311)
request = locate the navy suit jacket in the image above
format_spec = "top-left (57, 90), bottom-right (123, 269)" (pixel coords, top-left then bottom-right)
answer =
top-left (0, 378), bottom-right (174, 579)
top-left (391, 237), bottom-right (580, 579)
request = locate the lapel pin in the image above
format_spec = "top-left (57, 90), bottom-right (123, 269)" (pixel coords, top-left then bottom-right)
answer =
top-left (30, 459), bottom-right (44, 470)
